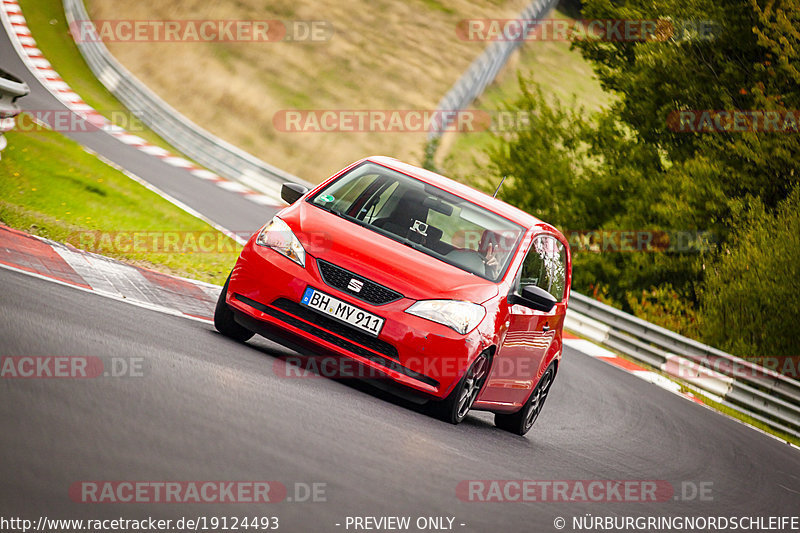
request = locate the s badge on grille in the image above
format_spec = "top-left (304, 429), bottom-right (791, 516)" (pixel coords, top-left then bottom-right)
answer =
top-left (347, 278), bottom-right (364, 293)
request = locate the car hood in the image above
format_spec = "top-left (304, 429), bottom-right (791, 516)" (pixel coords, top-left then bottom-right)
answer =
top-left (281, 202), bottom-right (499, 303)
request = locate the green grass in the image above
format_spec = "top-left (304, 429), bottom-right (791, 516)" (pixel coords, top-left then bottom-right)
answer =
top-left (439, 9), bottom-right (614, 180)
top-left (18, 0), bottom-right (182, 153)
top-left (7, 0), bottom-right (240, 284)
top-left (0, 129), bottom-right (240, 285)
top-left (417, 0), bottom-right (458, 15)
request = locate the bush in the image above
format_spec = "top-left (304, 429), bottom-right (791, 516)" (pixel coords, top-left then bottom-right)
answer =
top-left (700, 187), bottom-right (800, 358)
top-left (626, 284), bottom-right (702, 341)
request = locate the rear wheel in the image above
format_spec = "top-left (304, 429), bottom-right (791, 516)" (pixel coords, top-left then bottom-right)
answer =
top-left (214, 273), bottom-right (254, 342)
top-left (430, 351), bottom-right (490, 424)
top-left (495, 363), bottom-right (555, 435)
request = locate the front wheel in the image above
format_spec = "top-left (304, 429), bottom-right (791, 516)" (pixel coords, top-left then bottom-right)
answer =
top-left (214, 273), bottom-right (254, 342)
top-left (495, 362), bottom-right (555, 435)
top-left (430, 351), bottom-right (490, 425)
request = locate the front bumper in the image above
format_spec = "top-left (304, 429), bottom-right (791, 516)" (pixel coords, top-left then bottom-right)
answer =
top-left (226, 238), bottom-right (484, 399)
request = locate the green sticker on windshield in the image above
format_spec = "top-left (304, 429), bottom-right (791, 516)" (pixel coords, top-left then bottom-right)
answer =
top-left (319, 194), bottom-right (335, 203)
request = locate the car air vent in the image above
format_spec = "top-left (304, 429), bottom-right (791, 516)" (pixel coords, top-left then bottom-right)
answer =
top-left (316, 259), bottom-right (403, 305)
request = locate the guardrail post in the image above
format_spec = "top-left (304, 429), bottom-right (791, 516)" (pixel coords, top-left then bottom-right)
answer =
top-left (0, 68), bottom-right (29, 159)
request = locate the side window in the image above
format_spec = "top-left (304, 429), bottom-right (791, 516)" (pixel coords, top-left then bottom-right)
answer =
top-left (518, 235), bottom-right (566, 301)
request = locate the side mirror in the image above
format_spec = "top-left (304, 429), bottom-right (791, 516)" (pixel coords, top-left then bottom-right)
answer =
top-left (511, 285), bottom-right (557, 312)
top-left (281, 183), bottom-right (309, 204)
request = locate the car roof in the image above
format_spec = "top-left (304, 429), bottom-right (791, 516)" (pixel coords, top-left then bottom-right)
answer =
top-left (363, 156), bottom-right (557, 234)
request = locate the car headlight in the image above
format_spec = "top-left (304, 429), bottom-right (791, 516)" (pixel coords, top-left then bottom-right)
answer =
top-left (255, 217), bottom-right (306, 267)
top-left (405, 300), bottom-right (486, 335)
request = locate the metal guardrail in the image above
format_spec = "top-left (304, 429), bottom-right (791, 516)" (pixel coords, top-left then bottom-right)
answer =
top-left (62, 0), bottom-right (310, 195)
top-left (427, 0), bottom-right (558, 140)
top-left (565, 292), bottom-right (800, 440)
top-left (63, 0), bottom-right (553, 185)
top-left (0, 68), bottom-right (29, 158)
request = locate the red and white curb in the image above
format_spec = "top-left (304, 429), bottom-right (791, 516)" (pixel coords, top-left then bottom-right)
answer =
top-left (0, 0), bottom-right (281, 206)
top-left (562, 334), bottom-right (707, 403)
top-left (0, 224), bottom-right (219, 323)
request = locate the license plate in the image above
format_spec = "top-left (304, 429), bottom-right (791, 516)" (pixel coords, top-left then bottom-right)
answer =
top-left (301, 287), bottom-right (385, 337)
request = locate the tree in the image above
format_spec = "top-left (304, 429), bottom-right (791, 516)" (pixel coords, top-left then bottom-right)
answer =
top-left (483, 0), bottom-right (800, 357)
top-left (574, 0), bottom-right (800, 210)
top-left (701, 186), bottom-right (800, 357)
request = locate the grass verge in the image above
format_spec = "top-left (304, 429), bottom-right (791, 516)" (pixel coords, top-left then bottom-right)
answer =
top-left (82, 0), bottom-right (536, 181)
top-left (438, 9), bottom-right (614, 181)
top-left (0, 128), bottom-right (240, 285)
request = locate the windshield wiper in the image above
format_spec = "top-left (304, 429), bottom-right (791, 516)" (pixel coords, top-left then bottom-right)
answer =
top-left (311, 202), bottom-right (350, 220)
top-left (398, 237), bottom-right (427, 253)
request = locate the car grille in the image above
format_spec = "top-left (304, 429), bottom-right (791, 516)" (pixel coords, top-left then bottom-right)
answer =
top-left (316, 259), bottom-right (403, 305)
top-left (271, 298), bottom-right (399, 360)
top-left (232, 294), bottom-right (439, 388)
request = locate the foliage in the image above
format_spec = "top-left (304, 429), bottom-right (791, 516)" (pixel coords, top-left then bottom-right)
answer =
top-left (700, 187), bottom-right (800, 357)
top-left (626, 284), bottom-right (702, 340)
top-left (574, 0), bottom-right (800, 210)
top-left (484, 0), bottom-right (800, 360)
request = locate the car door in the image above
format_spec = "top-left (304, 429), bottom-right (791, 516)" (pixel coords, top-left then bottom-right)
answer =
top-left (479, 234), bottom-right (567, 406)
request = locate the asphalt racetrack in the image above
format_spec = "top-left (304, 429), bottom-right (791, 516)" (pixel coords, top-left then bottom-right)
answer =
top-left (2, 11), bottom-right (800, 533)
top-left (2, 267), bottom-right (799, 531)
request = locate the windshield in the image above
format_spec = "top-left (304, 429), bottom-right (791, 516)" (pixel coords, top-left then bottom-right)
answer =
top-left (308, 162), bottom-right (525, 281)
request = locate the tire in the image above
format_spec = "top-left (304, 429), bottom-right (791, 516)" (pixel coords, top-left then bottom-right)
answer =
top-left (495, 362), bottom-right (555, 436)
top-left (430, 351), bottom-right (490, 425)
top-left (214, 273), bottom-right (254, 342)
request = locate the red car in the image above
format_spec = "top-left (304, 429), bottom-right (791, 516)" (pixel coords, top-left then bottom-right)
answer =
top-left (215, 157), bottom-right (571, 435)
